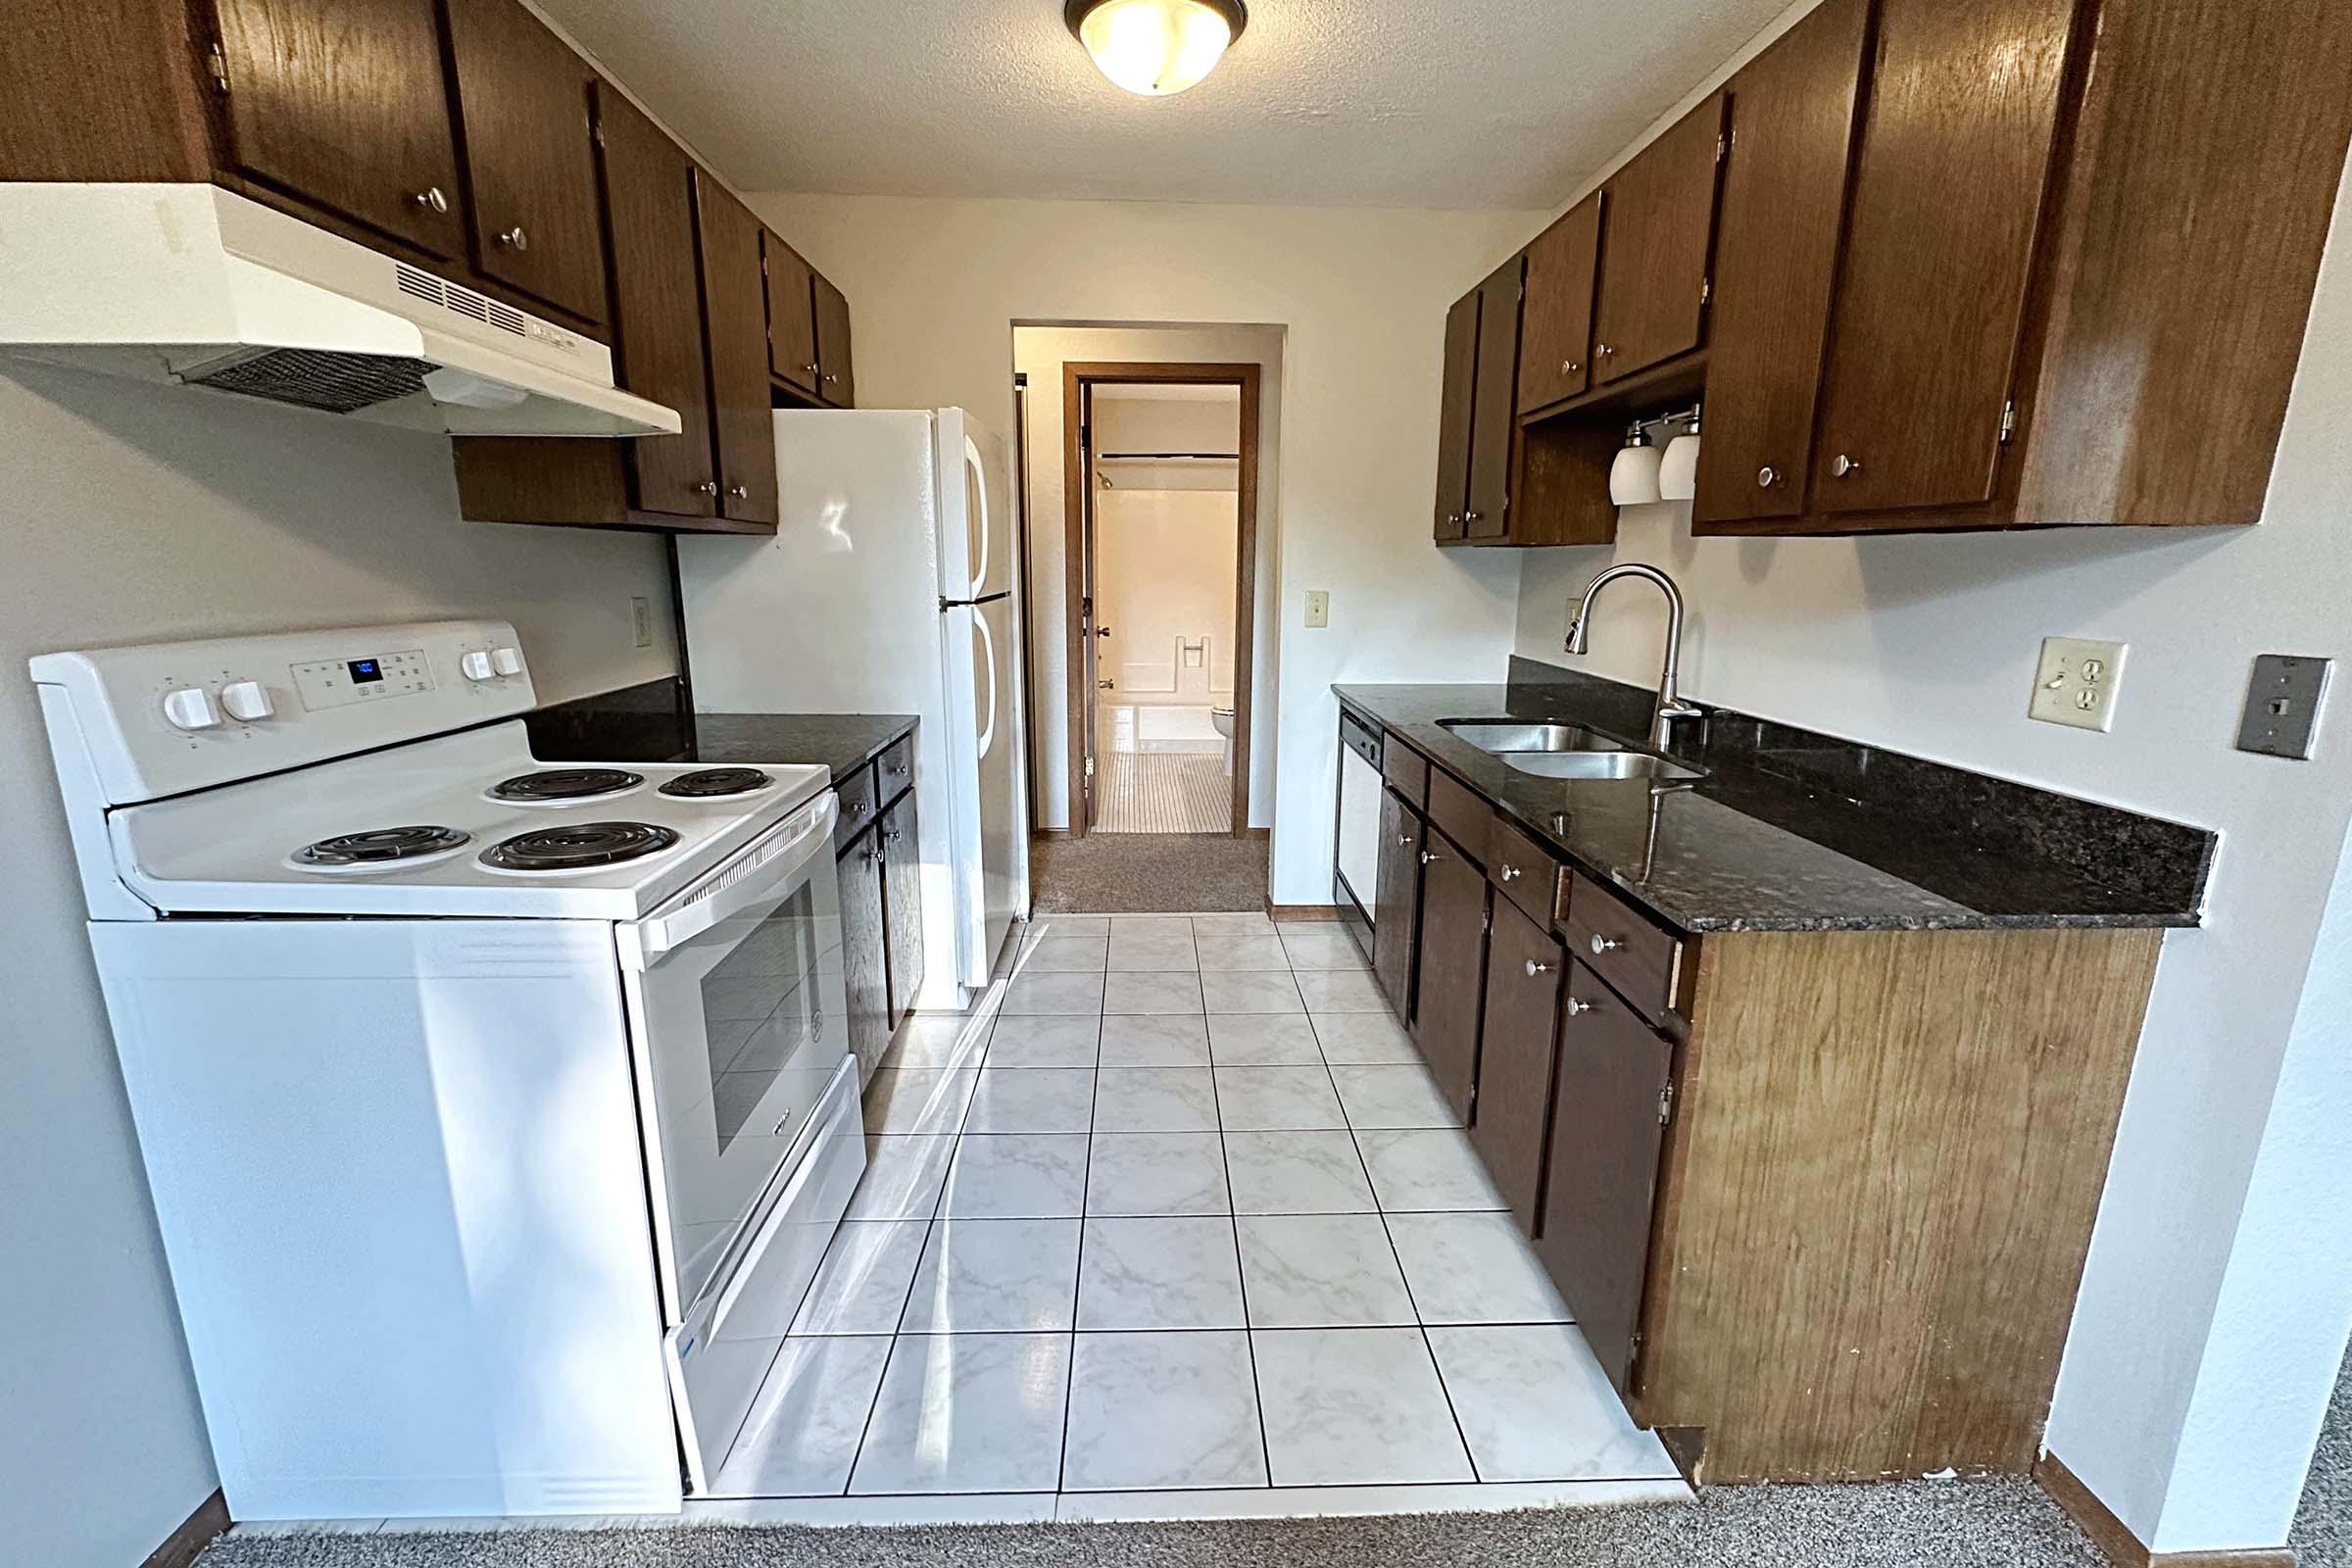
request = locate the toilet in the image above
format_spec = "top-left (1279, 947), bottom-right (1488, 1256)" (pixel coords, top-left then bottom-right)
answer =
top-left (1212, 706), bottom-right (1236, 775)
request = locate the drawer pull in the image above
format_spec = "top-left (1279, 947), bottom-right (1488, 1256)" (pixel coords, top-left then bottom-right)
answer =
top-left (1499, 863), bottom-right (1522, 882)
top-left (1420, 849), bottom-right (1442, 865)
top-left (1567, 997), bottom-right (1594, 1016)
top-left (495, 224), bottom-right (529, 251)
top-left (1591, 933), bottom-right (1625, 956)
top-left (1525, 959), bottom-right (1551, 977)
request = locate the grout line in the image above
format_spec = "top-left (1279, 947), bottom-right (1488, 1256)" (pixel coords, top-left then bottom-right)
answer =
top-left (1203, 1007), bottom-right (1276, 1490)
top-left (1054, 992), bottom-right (1105, 1494)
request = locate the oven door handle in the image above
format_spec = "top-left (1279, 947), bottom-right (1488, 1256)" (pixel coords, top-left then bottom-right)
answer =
top-left (619, 793), bottom-right (838, 969)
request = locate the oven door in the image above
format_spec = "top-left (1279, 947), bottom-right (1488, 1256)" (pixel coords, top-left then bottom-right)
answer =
top-left (616, 792), bottom-right (851, 1326)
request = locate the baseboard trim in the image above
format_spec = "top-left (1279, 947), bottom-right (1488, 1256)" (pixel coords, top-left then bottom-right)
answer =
top-left (1242, 827), bottom-right (1271, 841)
top-left (2034, 1453), bottom-right (2296, 1568)
top-left (142, 1490), bottom-right (229, 1568)
top-left (1267, 904), bottom-right (1344, 922)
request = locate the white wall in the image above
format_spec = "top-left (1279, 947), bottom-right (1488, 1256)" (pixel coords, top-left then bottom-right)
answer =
top-left (1093, 393), bottom-right (1242, 706)
top-left (748, 196), bottom-right (1536, 880)
top-left (1506, 40), bottom-right (2352, 1541)
top-left (0, 363), bottom-right (678, 1566)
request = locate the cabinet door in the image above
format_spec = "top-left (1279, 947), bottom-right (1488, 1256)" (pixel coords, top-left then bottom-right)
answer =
top-left (765, 234), bottom-right (820, 394)
top-left (443, 0), bottom-right (607, 321)
top-left (695, 172), bottom-right (781, 528)
top-left (1372, 788), bottom-right (1423, 1019)
top-left (214, 0), bottom-right (464, 257)
top-left (1431, 288), bottom-right (1479, 541)
top-left (1810, 0), bottom-right (2077, 515)
top-left (1409, 827), bottom-right (1488, 1125)
top-left (880, 789), bottom-right (925, 1025)
top-left (1534, 963), bottom-right (1674, 1396)
top-left (1518, 194), bottom-right (1601, 413)
top-left (813, 274), bottom-right (856, 407)
top-left (1464, 254), bottom-right (1523, 541)
top-left (594, 85), bottom-right (716, 517)
top-left (1691, 0), bottom-right (1870, 525)
top-left (1592, 95), bottom-right (1727, 383)
top-left (1471, 899), bottom-right (1564, 1234)
top-left (838, 836), bottom-right (892, 1082)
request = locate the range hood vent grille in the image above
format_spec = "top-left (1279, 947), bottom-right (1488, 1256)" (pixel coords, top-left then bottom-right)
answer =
top-left (185, 348), bottom-right (434, 414)
top-left (393, 264), bottom-right (530, 339)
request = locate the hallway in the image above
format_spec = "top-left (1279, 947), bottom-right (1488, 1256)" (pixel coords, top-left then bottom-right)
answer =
top-left (1031, 834), bottom-right (1269, 914)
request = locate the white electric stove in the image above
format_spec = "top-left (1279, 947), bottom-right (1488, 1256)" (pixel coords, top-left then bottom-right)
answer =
top-left (32, 620), bottom-right (864, 1521)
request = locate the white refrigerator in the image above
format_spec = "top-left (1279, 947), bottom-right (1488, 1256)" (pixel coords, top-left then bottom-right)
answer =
top-left (677, 408), bottom-right (1027, 1006)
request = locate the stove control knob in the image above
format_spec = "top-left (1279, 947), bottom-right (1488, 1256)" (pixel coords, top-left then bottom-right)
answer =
top-left (220, 679), bottom-right (274, 722)
top-left (461, 650), bottom-right (496, 682)
top-left (491, 647), bottom-right (524, 677)
top-left (161, 685), bottom-right (220, 731)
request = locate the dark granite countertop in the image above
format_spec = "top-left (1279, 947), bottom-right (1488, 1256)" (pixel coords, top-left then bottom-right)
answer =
top-left (1335, 674), bottom-right (2210, 936)
top-left (525, 678), bottom-right (915, 786)
top-left (690, 712), bottom-right (916, 785)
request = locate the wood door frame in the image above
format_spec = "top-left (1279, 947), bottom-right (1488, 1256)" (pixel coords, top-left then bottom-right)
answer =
top-left (1060, 361), bottom-right (1261, 839)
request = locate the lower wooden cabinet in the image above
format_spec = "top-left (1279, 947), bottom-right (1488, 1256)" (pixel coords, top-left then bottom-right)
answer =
top-left (1470, 898), bottom-right (1565, 1234)
top-left (837, 825), bottom-right (891, 1082)
top-left (880, 787), bottom-right (924, 1026)
top-left (838, 749), bottom-right (922, 1079)
top-left (1371, 787), bottom-right (1423, 1019)
top-left (1409, 824), bottom-right (1489, 1126)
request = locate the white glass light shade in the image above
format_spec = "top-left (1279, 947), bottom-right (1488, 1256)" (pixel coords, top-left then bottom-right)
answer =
top-left (1073, 0), bottom-right (1241, 96)
top-left (1658, 430), bottom-right (1701, 502)
top-left (1609, 439), bottom-right (1664, 506)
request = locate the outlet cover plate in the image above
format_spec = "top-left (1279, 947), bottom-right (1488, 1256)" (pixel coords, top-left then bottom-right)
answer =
top-left (2031, 636), bottom-right (2127, 732)
top-left (2236, 655), bottom-right (2331, 760)
top-left (1304, 590), bottom-right (1330, 629)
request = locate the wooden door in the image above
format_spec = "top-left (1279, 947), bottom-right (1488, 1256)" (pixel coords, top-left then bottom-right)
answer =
top-left (442, 0), bottom-right (607, 321)
top-left (213, 0), bottom-right (464, 257)
top-left (1372, 788), bottom-right (1423, 1019)
top-left (694, 172), bottom-right (781, 528)
top-left (813, 274), bottom-right (856, 406)
top-left (837, 836), bottom-right (893, 1081)
top-left (881, 789), bottom-right (925, 1025)
top-left (1472, 899), bottom-right (1564, 1234)
top-left (593, 84), bottom-right (715, 518)
top-left (1810, 0), bottom-right (2078, 516)
top-left (765, 234), bottom-right (819, 394)
top-left (1592, 95), bottom-right (1727, 383)
top-left (1518, 194), bottom-right (1601, 414)
top-left (1076, 381), bottom-right (1102, 833)
top-left (1431, 287), bottom-right (1479, 540)
top-left (1534, 962), bottom-right (1674, 1395)
top-left (1691, 0), bottom-right (1870, 526)
top-left (1464, 255), bottom-right (1524, 541)
top-left (1410, 826), bottom-right (1488, 1124)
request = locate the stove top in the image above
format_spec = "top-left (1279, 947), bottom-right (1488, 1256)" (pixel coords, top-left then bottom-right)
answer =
top-left (486, 767), bottom-right (645, 805)
top-left (480, 821), bottom-right (681, 874)
top-left (659, 766), bottom-right (775, 800)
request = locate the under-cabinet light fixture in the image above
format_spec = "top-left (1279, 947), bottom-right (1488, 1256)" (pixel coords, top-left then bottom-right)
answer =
top-left (1066, 0), bottom-right (1248, 96)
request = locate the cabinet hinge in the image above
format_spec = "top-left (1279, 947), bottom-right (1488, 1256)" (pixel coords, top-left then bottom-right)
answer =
top-left (206, 38), bottom-right (229, 93)
top-left (1482, 905), bottom-right (1493, 936)
top-left (1084, 754), bottom-right (1096, 780)
top-left (1716, 132), bottom-right (1729, 163)
top-left (1658, 1080), bottom-right (1676, 1126)
top-left (1700, 276), bottom-right (1712, 308)
top-left (1999, 400), bottom-right (2018, 444)
top-left (592, 117), bottom-right (606, 149)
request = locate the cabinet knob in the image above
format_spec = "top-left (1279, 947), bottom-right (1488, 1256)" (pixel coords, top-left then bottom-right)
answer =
top-left (1500, 863), bottom-right (1521, 882)
top-left (414, 186), bottom-right (449, 215)
top-left (495, 224), bottom-right (529, 251)
top-left (803, 363), bottom-right (820, 375)
top-left (1419, 849), bottom-right (1441, 865)
top-left (1830, 454), bottom-right (1862, 478)
top-left (1525, 958), bottom-right (1551, 977)
top-left (1396, 834), bottom-right (1413, 847)
top-left (885, 829), bottom-right (903, 846)
top-left (822, 373), bottom-right (841, 385)
top-left (1757, 465), bottom-right (1780, 488)
top-left (850, 800), bottom-right (867, 817)
top-left (1445, 513), bottom-right (1461, 526)
top-left (728, 483), bottom-right (750, 500)
top-left (1590, 933), bottom-right (1624, 956)
top-left (694, 480), bottom-right (719, 496)
top-left (1562, 360), bottom-right (1580, 375)
top-left (1567, 997), bottom-right (1594, 1016)
top-left (1463, 511), bottom-right (1484, 524)
top-left (1596, 343), bottom-right (1615, 358)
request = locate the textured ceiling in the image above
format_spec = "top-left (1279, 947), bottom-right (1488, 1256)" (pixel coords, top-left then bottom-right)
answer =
top-left (531, 0), bottom-right (1792, 208)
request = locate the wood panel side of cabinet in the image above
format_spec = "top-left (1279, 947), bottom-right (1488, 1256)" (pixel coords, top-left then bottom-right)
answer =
top-left (2008, 0), bottom-right (2352, 528)
top-left (1431, 289), bottom-right (1480, 541)
top-left (1639, 926), bottom-right (2162, 1483)
top-left (212, 0), bottom-right (465, 258)
top-left (1690, 0), bottom-right (1871, 527)
top-left (694, 172), bottom-right (781, 528)
top-left (4, 0), bottom-right (216, 180)
top-left (1592, 94), bottom-right (1726, 384)
top-left (1518, 195), bottom-right (1602, 415)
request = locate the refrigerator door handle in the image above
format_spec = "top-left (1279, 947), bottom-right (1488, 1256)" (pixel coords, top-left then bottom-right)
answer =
top-left (963, 435), bottom-right (991, 599)
top-left (973, 609), bottom-right (1000, 760)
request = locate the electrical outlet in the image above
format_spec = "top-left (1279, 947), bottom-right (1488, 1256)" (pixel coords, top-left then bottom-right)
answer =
top-left (1304, 590), bottom-right (1330, 629)
top-left (630, 596), bottom-right (655, 649)
top-left (2030, 636), bottom-right (2127, 732)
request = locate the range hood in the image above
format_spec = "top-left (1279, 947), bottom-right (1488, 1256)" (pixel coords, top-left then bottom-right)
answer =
top-left (0, 183), bottom-right (680, 437)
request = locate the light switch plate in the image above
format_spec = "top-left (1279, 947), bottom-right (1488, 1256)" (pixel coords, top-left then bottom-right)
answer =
top-left (630, 597), bottom-right (654, 649)
top-left (2030, 637), bottom-right (2127, 732)
top-left (2236, 655), bottom-right (2331, 760)
top-left (1304, 590), bottom-right (1330, 629)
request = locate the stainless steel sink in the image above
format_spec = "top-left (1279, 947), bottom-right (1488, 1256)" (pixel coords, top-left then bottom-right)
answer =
top-left (1503, 751), bottom-right (1704, 782)
top-left (1438, 719), bottom-right (1626, 754)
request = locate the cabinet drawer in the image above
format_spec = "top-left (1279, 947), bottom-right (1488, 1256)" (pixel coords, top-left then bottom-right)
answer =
top-left (1340, 710), bottom-right (1381, 768)
top-left (1488, 815), bottom-right (1569, 929)
top-left (1382, 737), bottom-right (1429, 807)
top-left (876, 735), bottom-right (916, 803)
top-left (1427, 770), bottom-right (1493, 867)
top-left (1564, 872), bottom-right (1684, 1027)
top-left (832, 762), bottom-right (878, 853)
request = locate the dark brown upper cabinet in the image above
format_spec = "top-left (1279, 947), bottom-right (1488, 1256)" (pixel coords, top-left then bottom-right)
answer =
top-left (1518, 194), bottom-right (1602, 415)
top-left (765, 233), bottom-right (820, 395)
top-left (442, 0), bottom-right (608, 324)
top-left (695, 172), bottom-right (781, 528)
top-left (814, 274), bottom-right (856, 407)
top-left (1463, 254), bottom-right (1525, 541)
top-left (1690, 0), bottom-right (1870, 526)
top-left (1432, 288), bottom-right (1480, 541)
top-left (1807, 0), bottom-right (2076, 518)
top-left (212, 0), bottom-right (465, 258)
top-left (1592, 95), bottom-right (1727, 385)
top-left (4, 0), bottom-right (214, 181)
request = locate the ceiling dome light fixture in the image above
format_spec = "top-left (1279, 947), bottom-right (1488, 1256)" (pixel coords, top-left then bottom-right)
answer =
top-left (1065, 0), bottom-right (1248, 97)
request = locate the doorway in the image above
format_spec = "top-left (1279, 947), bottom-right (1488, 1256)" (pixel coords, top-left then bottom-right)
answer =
top-left (1061, 363), bottom-right (1260, 839)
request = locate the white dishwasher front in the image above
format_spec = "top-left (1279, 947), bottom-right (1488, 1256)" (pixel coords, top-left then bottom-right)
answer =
top-left (1338, 735), bottom-right (1383, 912)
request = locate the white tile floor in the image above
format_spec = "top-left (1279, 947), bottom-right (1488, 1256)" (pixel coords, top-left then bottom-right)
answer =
top-left (705, 910), bottom-right (1687, 1517)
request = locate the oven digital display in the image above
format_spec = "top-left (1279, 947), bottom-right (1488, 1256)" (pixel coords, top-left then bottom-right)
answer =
top-left (347, 659), bottom-right (384, 684)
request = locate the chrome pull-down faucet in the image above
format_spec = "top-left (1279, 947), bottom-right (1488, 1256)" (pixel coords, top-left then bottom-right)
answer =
top-left (1564, 564), bottom-right (1704, 751)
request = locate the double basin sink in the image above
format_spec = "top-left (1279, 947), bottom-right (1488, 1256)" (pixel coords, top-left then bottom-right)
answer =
top-left (1439, 719), bottom-right (1704, 782)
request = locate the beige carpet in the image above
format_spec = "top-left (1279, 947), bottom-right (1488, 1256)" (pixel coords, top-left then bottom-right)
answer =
top-left (1030, 832), bottom-right (1267, 912)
